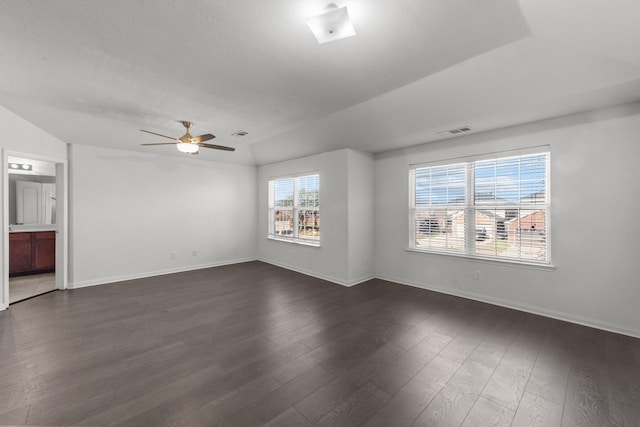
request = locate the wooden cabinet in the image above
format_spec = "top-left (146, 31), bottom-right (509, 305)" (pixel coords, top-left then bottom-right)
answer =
top-left (9, 231), bottom-right (56, 276)
top-left (34, 232), bottom-right (56, 270)
top-left (9, 233), bottom-right (32, 273)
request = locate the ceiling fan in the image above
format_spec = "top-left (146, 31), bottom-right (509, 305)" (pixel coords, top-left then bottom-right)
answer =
top-left (140, 121), bottom-right (235, 155)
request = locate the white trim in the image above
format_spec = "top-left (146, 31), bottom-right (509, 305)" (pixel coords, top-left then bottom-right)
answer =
top-left (2, 150), bottom-right (68, 309)
top-left (55, 161), bottom-right (68, 291)
top-left (408, 145), bottom-right (550, 169)
top-left (346, 274), bottom-right (376, 287)
top-left (68, 257), bottom-right (256, 289)
top-left (376, 273), bottom-right (640, 339)
top-left (409, 151), bottom-right (551, 265)
top-left (268, 173), bottom-right (321, 244)
top-left (405, 248), bottom-right (556, 270)
top-left (68, 256), bottom-right (371, 291)
top-left (1, 151), bottom-right (8, 310)
top-left (5, 246), bottom-right (635, 339)
top-left (267, 235), bottom-right (320, 247)
top-left (257, 257), bottom-right (373, 287)
top-left (267, 169), bottom-right (320, 181)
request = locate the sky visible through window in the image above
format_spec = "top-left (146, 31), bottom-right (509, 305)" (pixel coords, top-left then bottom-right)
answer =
top-left (415, 153), bottom-right (547, 206)
top-left (274, 178), bottom-right (294, 206)
top-left (275, 175), bottom-right (319, 206)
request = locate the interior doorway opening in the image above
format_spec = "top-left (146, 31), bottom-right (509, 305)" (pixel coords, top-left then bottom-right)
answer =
top-left (6, 154), bottom-right (64, 304)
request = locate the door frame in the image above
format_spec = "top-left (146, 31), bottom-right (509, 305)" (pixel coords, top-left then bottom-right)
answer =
top-left (1, 150), bottom-right (68, 309)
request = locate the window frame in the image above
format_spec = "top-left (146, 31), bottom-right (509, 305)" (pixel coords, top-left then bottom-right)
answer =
top-left (408, 148), bottom-right (551, 266)
top-left (268, 172), bottom-right (320, 246)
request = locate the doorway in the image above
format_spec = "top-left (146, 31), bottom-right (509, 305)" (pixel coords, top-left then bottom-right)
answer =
top-left (2, 152), bottom-right (67, 308)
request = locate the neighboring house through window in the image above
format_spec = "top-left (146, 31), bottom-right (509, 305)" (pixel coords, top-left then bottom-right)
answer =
top-left (268, 173), bottom-right (320, 245)
top-left (409, 149), bottom-right (550, 264)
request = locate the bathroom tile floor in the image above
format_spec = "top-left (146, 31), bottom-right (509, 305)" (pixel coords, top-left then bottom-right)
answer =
top-left (9, 273), bottom-right (56, 303)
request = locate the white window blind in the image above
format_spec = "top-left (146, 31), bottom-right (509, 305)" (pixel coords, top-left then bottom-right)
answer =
top-left (268, 173), bottom-right (320, 245)
top-left (410, 151), bottom-right (550, 264)
top-left (410, 163), bottom-right (467, 254)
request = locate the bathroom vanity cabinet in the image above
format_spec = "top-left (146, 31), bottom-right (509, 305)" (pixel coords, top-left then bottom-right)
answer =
top-left (9, 231), bottom-right (56, 276)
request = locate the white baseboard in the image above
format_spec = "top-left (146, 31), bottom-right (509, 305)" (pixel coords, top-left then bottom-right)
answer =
top-left (68, 257), bottom-right (257, 289)
top-left (257, 257), bottom-right (374, 287)
top-left (59, 257), bottom-right (639, 339)
top-left (257, 257), bottom-right (347, 286)
top-left (376, 274), bottom-right (640, 339)
top-left (70, 257), bottom-right (374, 291)
top-left (346, 274), bottom-right (376, 287)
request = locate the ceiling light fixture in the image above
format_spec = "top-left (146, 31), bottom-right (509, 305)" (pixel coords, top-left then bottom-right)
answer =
top-left (305, 3), bottom-right (356, 44)
top-left (8, 162), bottom-right (32, 171)
top-left (176, 141), bottom-right (199, 154)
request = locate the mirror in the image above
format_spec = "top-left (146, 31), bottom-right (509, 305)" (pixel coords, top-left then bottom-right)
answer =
top-left (8, 156), bottom-right (56, 228)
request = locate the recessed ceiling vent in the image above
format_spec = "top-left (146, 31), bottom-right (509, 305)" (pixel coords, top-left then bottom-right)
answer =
top-left (438, 126), bottom-right (472, 136)
top-left (232, 130), bottom-right (249, 137)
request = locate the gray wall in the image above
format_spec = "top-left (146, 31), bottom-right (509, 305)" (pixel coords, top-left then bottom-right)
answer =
top-left (4, 101), bottom-right (640, 337)
top-left (256, 104), bottom-right (640, 337)
top-left (374, 103), bottom-right (640, 337)
top-left (257, 149), bottom-right (376, 286)
top-left (68, 144), bottom-right (258, 288)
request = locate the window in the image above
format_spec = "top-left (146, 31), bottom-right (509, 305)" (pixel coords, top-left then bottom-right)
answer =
top-left (409, 150), bottom-right (550, 264)
top-left (268, 173), bottom-right (320, 245)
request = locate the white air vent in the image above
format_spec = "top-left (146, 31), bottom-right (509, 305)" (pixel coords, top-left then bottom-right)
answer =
top-left (232, 130), bottom-right (249, 137)
top-left (438, 126), bottom-right (472, 136)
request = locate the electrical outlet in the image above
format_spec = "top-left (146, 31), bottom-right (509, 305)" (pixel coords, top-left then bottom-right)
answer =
top-left (171, 252), bottom-right (177, 259)
top-left (192, 250), bottom-right (198, 256)
top-left (474, 270), bottom-right (481, 280)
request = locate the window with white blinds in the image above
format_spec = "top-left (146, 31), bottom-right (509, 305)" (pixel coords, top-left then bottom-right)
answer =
top-left (409, 151), bottom-right (550, 264)
top-left (268, 173), bottom-right (320, 245)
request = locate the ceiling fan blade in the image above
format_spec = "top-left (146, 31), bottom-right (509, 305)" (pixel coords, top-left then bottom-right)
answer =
top-left (140, 129), bottom-right (178, 141)
top-left (141, 142), bottom-right (178, 146)
top-left (198, 143), bottom-right (235, 151)
top-left (193, 133), bottom-right (215, 143)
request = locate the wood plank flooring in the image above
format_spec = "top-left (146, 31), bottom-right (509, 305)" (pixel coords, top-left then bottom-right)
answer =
top-left (0, 261), bottom-right (638, 426)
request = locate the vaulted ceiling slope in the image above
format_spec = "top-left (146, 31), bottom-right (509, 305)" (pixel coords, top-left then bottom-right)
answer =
top-left (1, 0), bottom-right (639, 165)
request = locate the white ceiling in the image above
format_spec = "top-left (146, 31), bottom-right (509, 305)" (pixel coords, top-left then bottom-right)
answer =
top-left (1, 0), bottom-right (639, 165)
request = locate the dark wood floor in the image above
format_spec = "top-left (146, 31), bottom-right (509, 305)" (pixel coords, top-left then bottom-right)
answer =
top-left (0, 261), bottom-right (638, 426)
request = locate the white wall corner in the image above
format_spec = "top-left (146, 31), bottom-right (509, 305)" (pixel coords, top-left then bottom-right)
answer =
top-left (345, 274), bottom-right (376, 287)
top-left (258, 257), bottom-right (352, 287)
top-left (257, 149), bottom-right (350, 284)
top-left (346, 149), bottom-right (376, 283)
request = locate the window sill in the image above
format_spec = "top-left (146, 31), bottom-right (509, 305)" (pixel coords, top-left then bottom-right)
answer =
top-left (268, 236), bottom-right (320, 247)
top-left (406, 247), bottom-right (556, 271)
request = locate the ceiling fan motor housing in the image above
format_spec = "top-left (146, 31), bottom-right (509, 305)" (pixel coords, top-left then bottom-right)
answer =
top-left (140, 120), bottom-right (233, 152)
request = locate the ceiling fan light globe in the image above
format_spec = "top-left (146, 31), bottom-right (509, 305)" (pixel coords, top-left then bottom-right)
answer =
top-left (177, 142), bottom-right (198, 154)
